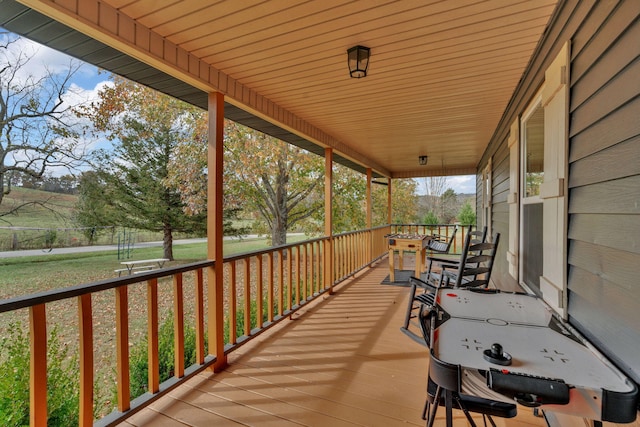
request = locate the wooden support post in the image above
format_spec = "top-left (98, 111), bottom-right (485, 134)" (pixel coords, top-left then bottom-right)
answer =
top-left (366, 168), bottom-right (373, 264)
top-left (324, 148), bottom-right (334, 293)
top-left (207, 91), bottom-right (227, 371)
top-left (387, 177), bottom-right (392, 224)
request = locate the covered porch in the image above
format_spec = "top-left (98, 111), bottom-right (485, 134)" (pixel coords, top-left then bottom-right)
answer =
top-left (1, 0), bottom-right (639, 425)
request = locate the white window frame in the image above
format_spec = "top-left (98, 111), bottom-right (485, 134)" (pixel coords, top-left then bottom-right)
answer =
top-left (518, 91), bottom-right (544, 295)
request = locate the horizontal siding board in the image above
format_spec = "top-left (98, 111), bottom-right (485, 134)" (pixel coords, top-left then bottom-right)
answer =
top-left (568, 239), bottom-right (639, 293)
top-left (570, 58), bottom-right (640, 136)
top-left (569, 266), bottom-right (640, 331)
top-left (569, 175), bottom-right (640, 214)
top-left (492, 175), bottom-right (510, 196)
top-left (571, 13), bottom-right (640, 110)
top-left (570, 0), bottom-right (640, 83)
top-left (493, 158), bottom-right (509, 184)
top-left (568, 0), bottom-right (618, 61)
top-left (568, 213), bottom-right (640, 254)
top-left (568, 288), bottom-right (640, 384)
top-left (569, 92), bottom-right (640, 163)
top-left (569, 134), bottom-right (640, 188)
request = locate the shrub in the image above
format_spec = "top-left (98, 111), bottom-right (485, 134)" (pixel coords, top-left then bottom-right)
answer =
top-left (423, 211), bottom-right (439, 225)
top-left (0, 322), bottom-right (79, 426)
top-left (457, 201), bottom-right (476, 226)
top-left (129, 315), bottom-right (198, 399)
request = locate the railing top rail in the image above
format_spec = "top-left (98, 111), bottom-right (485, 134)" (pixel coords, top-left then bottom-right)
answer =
top-left (0, 260), bottom-right (214, 314)
top-left (1, 226), bottom-right (392, 313)
top-left (222, 235), bottom-right (329, 263)
top-left (390, 223), bottom-right (466, 228)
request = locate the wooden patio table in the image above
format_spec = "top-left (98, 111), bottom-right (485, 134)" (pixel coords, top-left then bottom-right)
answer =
top-left (386, 233), bottom-right (432, 282)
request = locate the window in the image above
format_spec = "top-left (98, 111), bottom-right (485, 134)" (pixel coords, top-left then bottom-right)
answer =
top-left (524, 106), bottom-right (544, 198)
top-left (520, 97), bottom-right (544, 297)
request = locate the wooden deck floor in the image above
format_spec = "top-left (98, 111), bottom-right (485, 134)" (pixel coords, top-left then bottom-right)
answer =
top-left (119, 260), bottom-right (547, 427)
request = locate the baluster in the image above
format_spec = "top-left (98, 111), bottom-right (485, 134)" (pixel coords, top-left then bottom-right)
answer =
top-left (256, 255), bottom-right (264, 329)
top-left (147, 278), bottom-right (159, 393)
top-left (195, 268), bottom-right (205, 364)
top-left (173, 273), bottom-right (185, 378)
top-left (30, 304), bottom-right (47, 426)
top-left (115, 286), bottom-right (130, 411)
top-left (243, 258), bottom-right (251, 336)
top-left (78, 294), bottom-right (93, 427)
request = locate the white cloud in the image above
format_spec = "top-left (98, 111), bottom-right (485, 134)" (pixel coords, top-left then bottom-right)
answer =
top-left (447, 175), bottom-right (476, 194)
top-left (415, 175), bottom-right (476, 195)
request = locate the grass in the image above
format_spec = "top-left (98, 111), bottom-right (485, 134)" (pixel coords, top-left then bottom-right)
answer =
top-left (0, 187), bottom-right (78, 229)
top-left (0, 236), bottom-right (307, 299)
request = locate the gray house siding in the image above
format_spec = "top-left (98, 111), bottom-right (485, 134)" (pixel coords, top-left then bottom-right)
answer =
top-left (479, 0), bottom-right (640, 384)
top-left (566, 0), bottom-right (640, 384)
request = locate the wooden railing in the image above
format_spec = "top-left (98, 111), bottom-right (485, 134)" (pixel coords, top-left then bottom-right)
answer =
top-left (0, 225), bottom-right (390, 426)
top-left (390, 223), bottom-right (471, 254)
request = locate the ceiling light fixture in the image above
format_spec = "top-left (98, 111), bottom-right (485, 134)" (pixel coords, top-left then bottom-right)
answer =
top-left (418, 156), bottom-right (428, 166)
top-left (347, 45), bottom-right (370, 78)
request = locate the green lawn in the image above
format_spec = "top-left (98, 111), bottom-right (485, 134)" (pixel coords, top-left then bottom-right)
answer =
top-left (0, 235), bottom-right (309, 300)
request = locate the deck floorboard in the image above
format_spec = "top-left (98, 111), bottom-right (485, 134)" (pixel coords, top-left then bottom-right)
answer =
top-left (120, 259), bottom-right (547, 427)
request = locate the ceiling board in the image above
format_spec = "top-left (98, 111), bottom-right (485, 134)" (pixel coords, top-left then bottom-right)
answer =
top-left (6, 0), bottom-right (558, 178)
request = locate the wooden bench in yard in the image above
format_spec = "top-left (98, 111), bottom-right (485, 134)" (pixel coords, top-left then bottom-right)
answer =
top-left (115, 258), bottom-right (169, 276)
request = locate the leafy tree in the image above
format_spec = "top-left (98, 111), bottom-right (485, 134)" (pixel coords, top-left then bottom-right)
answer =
top-left (457, 200), bottom-right (476, 226)
top-left (73, 170), bottom-right (120, 242)
top-left (77, 76), bottom-right (207, 259)
top-left (388, 179), bottom-right (418, 224)
top-left (423, 211), bottom-right (439, 225)
top-left (164, 116), bottom-right (249, 238)
top-left (224, 121), bottom-right (325, 246)
top-left (330, 164), bottom-right (366, 233)
top-left (0, 33), bottom-right (86, 214)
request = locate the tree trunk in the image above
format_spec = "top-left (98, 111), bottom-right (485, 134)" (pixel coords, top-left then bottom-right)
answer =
top-left (272, 220), bottom-right (287, 247)
top-left (163, 223), bottom-right (174, 260)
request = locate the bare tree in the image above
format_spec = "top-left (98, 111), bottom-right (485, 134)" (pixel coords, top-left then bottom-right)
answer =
top-left (421, 176), bottom-right (448, 220)
top-left (0, 33), bottom-right (87, 213)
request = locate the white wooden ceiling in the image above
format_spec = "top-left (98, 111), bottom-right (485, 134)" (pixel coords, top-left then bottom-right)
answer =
top-left (25, 0), bottom-right (559, 178)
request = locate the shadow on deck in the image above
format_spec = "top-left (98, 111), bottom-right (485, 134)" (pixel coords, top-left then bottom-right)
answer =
top-left (119, 259), bottom-right (546, 426)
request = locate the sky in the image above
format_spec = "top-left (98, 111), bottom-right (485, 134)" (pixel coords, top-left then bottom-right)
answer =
top-left (4, 32), bottom-right (476, 194)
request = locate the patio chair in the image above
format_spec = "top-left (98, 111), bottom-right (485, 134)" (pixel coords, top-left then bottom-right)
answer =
top-left (423, 226), bottom-right (486, 285)
top-left (401, 227), bottom-right (486, 337)
top-left (418, 308), bottom-right (517, 427)
top-left (425, 225), bottom-right (458, 254)
top-left (438, 231), bottom-right (500, 289)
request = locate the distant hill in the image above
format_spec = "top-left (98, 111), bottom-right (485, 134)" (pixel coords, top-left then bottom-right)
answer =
top-left (0, 187), bottom-right (78, 229)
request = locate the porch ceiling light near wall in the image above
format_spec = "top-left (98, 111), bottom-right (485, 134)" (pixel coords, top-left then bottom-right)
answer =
top-left (347, 45), bottom-right (370, 78)
top-left (419, 156), bottom-right (428, 166)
